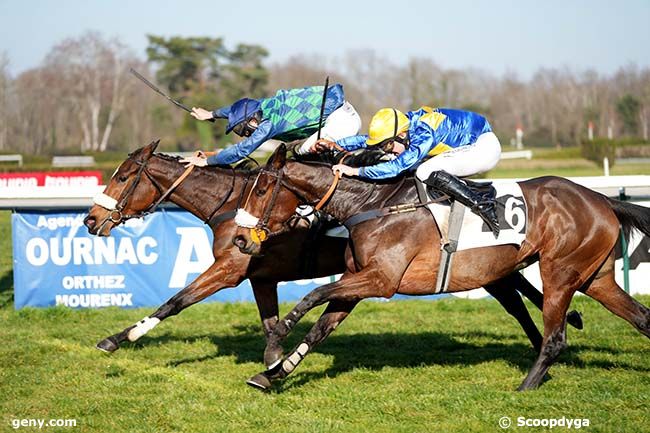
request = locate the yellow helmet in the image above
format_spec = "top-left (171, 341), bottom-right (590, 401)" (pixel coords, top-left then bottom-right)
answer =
top-left (366, 108), bottom-right (409, 146)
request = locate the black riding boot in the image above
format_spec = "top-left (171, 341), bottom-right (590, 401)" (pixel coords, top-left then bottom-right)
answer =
top-left (424, 170), bottom-right (500, 238)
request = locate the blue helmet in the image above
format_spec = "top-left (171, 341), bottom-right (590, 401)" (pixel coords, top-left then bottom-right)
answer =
top-left (225, 98), bottom-right (262, 134)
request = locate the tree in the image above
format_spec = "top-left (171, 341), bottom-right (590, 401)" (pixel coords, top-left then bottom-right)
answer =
top-left (616, 94), bottom-right (641, 136)
top-left (0, 52), bottom-right (9, 151)
top-left (44, 31), bottom-right (137, 151)
top-left (146, 35), bottom-right (269, 149)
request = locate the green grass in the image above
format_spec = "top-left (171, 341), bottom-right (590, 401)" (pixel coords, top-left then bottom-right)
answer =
top-left (1, 298), bottom-right (649, 432)
top-left (0, 212), bottom-right (649, 432)
top-left (487, 153), bottom-right (650, 178)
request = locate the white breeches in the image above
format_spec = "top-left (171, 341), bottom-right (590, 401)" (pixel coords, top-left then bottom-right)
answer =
top-left (296, 101), bottom-right (362, 154)
top-left (415, 132), bottom-right (502, 180)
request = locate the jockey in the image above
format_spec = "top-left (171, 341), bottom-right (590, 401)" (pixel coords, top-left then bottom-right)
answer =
top-left (180, 84), bottom-right (361, 167)
top-left (324, 107), bottom-right (502, 237)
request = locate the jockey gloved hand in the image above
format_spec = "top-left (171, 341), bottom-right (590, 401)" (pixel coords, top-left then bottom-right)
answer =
top-left (180, 154), bottom-right (208, 168)
top-left (332, 164), bottom-right (358, 177)
top-left (190, 107), bottom-right (214, 121)
top-left (311, 139), bottom-right (337, 153)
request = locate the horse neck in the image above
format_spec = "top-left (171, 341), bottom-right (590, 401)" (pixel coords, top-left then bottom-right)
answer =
top-left (285, 162), bottom-right (402, 221)
top-left (148, 156), bottom-right (247, 221)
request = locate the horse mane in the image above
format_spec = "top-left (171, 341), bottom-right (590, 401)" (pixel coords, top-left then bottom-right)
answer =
top-left (155, 152), bottom-right (183, 162)
top-left (152, 152), bottom-right (261, 175)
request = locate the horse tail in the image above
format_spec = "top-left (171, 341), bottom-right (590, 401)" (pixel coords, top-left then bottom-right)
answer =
top-left (607, 197), bottom-right (650, 239)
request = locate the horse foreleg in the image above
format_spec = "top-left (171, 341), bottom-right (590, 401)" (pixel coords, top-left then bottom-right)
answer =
top-left (96, 258), bottom-right (246, 353)
top-left (247, 300), bottom-right (359, 391)
top-left (266, 266), bottom-right (398, 353)
top-left (250, 279), bottom-right (283, 368)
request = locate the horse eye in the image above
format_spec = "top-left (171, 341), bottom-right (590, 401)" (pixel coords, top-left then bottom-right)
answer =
top-left (255, 188), bottom-right (266, 197)
top-left (118, 175), bottom-right (128, 183)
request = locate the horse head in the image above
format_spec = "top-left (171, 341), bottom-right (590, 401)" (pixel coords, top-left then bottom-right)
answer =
top-left (231, 144), bottom-right (306, 255)
top-left (84, 140), bottom-right (162, 236)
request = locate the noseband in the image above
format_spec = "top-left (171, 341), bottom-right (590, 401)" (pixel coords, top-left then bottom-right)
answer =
top-left (235, 168), bottom-right (286, 243)
top-left (92, 155), bottom-right (195, 232)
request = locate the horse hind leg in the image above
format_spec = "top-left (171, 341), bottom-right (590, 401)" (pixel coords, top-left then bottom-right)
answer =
top-left (517, 282), bottom-right (574, 391)
top-left (582, 268), bottom-right (650, 339)
top-left (507, 272), bottom-right (584, 330)
top-left (486, 273), bottom-right (584, 354)
top-left (517, 251), bottom-right (598, 391)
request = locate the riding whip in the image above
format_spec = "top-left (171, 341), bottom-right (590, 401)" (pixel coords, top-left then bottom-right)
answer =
top-left (129, 68), bottom-right (214, 122)
top-left (316, 76), bottom-right (330, 140)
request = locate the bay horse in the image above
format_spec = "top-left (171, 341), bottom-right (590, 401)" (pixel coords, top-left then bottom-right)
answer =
top-left (83, 140), bottom-right (579, 369)
top-left (233, 144), bottom-right (650, 391)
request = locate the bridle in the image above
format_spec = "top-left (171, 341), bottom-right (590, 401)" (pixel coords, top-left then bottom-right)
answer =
top-left (92, 154), bottom-right (234, 233)
top-left (93, 156), bottom-right (158, 234)
top-left (235, 166), bottom-right (340, 244)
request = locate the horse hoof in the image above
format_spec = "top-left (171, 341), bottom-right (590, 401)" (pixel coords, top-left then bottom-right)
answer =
top-left (567, 310), bottom-right (583, 330)
top-left (246, 373), bottom-right (272, 391)
top-left (96, 337), bottom-right (119, 353)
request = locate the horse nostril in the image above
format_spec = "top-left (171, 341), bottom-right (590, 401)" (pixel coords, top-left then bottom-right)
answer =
top-left (233, 235), bottom-right (247, 249)
top-left (84, 216), bottom-right (96, 229)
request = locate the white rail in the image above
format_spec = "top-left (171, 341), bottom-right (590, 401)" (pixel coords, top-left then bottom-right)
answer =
top-left (500, 150), bottom-right (533, 160)
top-left (52, 156), bottom-right (96, 167)
top-left (0, 154), bottom-right (23, 166)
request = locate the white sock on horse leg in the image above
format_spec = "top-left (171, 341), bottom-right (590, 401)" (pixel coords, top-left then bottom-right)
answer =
top-left (127, 316), bottom-right (161, 342)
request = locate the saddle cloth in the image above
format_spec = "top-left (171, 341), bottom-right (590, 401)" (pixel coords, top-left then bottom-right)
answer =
top-left (315, 181), bottom-right (528, 246)
top-left (427, 181), bottom-right (527, 251)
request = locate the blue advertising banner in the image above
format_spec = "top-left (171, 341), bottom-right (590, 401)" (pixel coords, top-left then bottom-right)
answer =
top-left (12, 209), bottom-right (334, 309)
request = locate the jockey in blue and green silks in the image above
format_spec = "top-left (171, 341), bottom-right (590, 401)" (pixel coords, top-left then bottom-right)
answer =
top-left (320, 106), bottom-right (502, 237)
top-left (182, 85), bottom-right (361, 166)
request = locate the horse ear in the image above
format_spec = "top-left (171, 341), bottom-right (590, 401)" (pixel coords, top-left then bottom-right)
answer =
top-left (267, 143), bottom-right (287, 170)
top-left (141, 139), bottom-right (160, 159)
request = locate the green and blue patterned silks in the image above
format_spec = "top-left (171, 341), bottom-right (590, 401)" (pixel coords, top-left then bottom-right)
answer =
top-left (209, 84), bottom-right (345, 165)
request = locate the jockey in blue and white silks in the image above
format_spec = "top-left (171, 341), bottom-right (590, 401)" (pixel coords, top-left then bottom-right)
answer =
top-left (181, 85), bottom-right (361, 167)
top-left (326, 106), bottom-right (502, 236)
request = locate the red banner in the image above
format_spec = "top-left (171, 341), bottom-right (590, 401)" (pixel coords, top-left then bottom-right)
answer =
top-left (0, 171), bottom-right (103, 188)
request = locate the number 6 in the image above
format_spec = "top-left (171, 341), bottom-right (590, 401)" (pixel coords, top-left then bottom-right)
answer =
top-left (505, 197), bottom-right (525, 232)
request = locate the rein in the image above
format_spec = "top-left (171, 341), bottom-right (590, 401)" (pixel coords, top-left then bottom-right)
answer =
top-left (314, 172), bottom-right (340, 211)
top-left (93, 154), bottom-right (242, 231)
top-left (146, 165), bottom-right (195, 213)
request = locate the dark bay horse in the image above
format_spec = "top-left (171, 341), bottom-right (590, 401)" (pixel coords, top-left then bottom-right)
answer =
top-left (233, 144), bottom-right (650, 390)
top-left (83, 140), bottom-right (579, 369)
